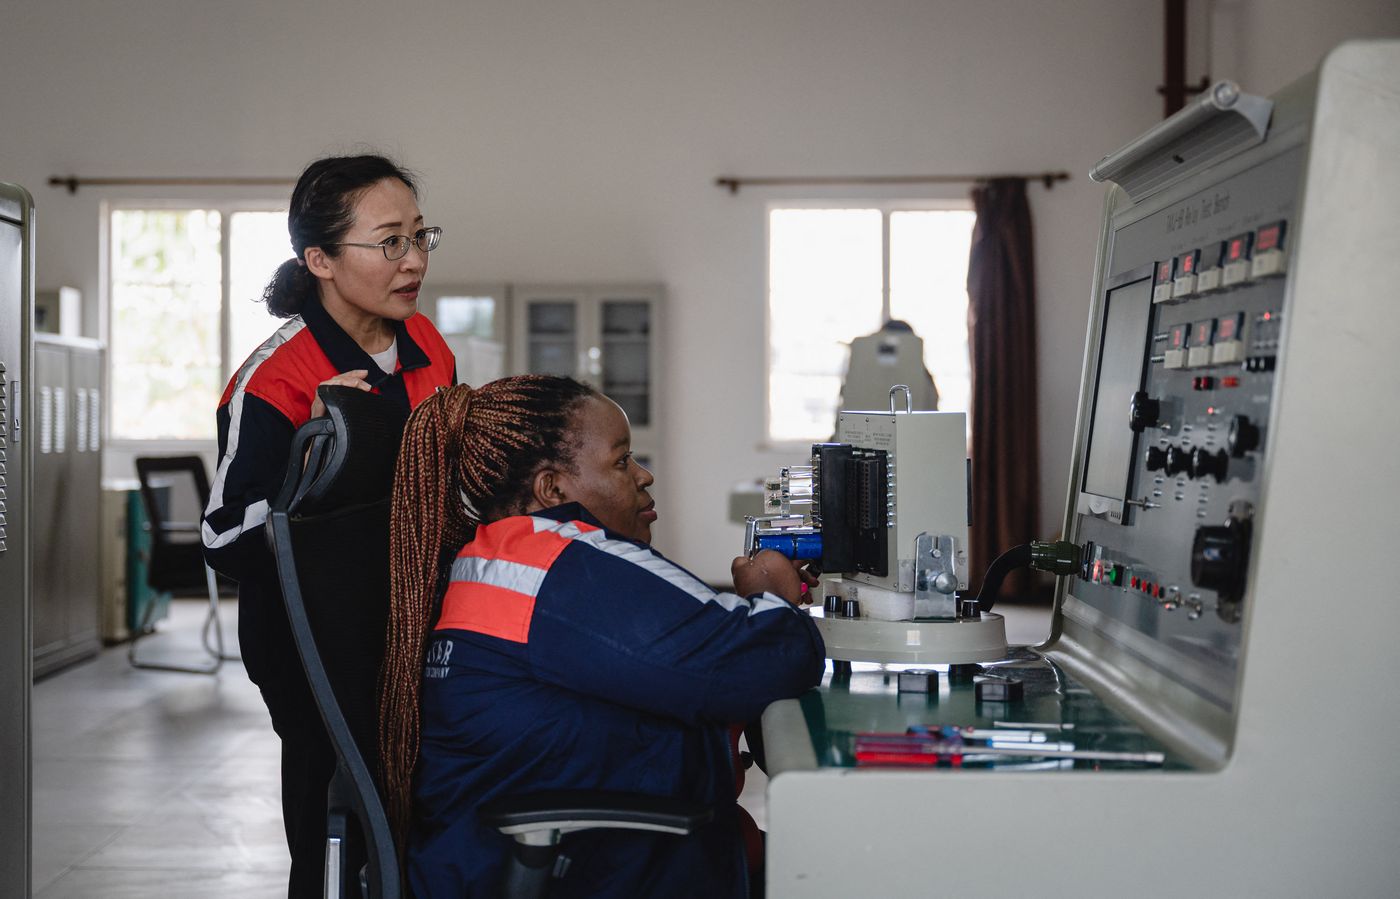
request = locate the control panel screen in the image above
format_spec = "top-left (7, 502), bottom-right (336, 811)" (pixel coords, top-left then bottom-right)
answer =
top-left (1082, 278), bottom-right (1152, 503)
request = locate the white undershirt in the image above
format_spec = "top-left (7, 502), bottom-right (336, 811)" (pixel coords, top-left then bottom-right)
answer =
top-left (368, 338), bottom-right (398, 375)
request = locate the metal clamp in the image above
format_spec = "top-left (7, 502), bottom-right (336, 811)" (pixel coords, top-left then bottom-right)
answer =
top-left (914, 533), bottom-right (961, 619)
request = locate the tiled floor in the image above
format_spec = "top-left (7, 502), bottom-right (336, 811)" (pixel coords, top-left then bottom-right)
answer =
top-left (32, 600), bottom-right (288, 898)
top-left (32, 598), bottom-right (1052, 897)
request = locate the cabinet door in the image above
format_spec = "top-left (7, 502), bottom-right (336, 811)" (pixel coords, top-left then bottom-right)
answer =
top-left (31, 344), bottom-right (67, 656)
top-left (423, 282), bottom-right (509, 386)
top-left (598, 296), bottom-right (653, 429)
top-left (515, 287), bottom-right (586, 379)
top-left (63, 349), bottom-right (102, 647)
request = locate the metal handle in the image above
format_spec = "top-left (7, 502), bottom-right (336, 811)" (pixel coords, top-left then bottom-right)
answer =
top-left (9, 381), bottom-right (18, 443)
top-left (1089, 81), bottom-right (1272, 198)
top-left (889, 384), bottom-right (913, 415)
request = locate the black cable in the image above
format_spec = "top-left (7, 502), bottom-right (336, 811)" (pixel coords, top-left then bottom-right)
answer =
top-left (974, 543), bottom-right (1033, 613)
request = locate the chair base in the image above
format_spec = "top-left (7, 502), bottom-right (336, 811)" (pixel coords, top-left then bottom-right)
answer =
top-left (128, 565), bottom-right (239, 674)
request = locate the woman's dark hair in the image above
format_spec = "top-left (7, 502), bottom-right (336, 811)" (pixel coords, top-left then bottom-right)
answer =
top-left (263, 154), bottom-right (418, 317)
top-left (379, 375), bottom-right (599, 844)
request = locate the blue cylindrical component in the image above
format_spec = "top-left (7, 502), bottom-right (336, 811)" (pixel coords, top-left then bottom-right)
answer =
top-left (756, 533), bottom-right (823, 560)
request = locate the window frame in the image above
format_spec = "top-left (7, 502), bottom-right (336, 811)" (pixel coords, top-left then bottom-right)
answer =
top-left (102, 197), bottom-right (288, 449)
top-left (763, 197), bottom-right (974, 451)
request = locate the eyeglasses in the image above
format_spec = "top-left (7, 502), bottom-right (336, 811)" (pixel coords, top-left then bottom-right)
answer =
top-left (326, 226), bottom-right (443, 261)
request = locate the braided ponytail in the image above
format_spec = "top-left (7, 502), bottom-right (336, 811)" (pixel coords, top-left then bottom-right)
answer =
top-left (379, 376), bottom-right (599, 848)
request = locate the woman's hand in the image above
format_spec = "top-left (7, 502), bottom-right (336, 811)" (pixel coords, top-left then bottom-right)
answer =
top-left (310, 369), bottom-right (372, 418)
top-left (731, 550), bottom-right (817, 606)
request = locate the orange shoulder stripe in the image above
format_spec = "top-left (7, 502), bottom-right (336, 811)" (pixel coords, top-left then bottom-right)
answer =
top-left (458, 517), bottom-right (573, 570)
top-left (436, 581), bottom-right (536, 643)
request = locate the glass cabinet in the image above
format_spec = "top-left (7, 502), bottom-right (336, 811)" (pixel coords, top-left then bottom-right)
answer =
top-left (422, 283), bottom-right (509, 388)
top-left (511, 284), bottom-right (662, 469)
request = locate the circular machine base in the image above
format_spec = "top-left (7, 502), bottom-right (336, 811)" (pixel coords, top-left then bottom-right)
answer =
top-left (813, 613), bottom-right (1008, 664)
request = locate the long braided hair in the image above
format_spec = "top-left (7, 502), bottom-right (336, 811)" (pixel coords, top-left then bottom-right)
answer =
top-left (380, 375), bottom-right (598, 843)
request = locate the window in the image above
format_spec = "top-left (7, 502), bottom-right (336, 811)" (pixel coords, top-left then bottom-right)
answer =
top-left (109, 205), bottom-right (289, 440)
top-left (766, 204), bottom-right (975, 443)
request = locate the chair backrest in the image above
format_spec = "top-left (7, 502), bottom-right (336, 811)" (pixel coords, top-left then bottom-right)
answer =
top-left (135, 455), bottom-right (213, 593)
top-left (269, 386), bottom-right (410, 899)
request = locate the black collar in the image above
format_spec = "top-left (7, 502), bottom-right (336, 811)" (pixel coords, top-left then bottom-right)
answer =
top-left (301, 293), bottom-right (431, 389)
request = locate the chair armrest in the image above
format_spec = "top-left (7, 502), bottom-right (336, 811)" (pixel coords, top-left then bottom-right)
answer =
top-left (480, 791), bottom-right (713, 840)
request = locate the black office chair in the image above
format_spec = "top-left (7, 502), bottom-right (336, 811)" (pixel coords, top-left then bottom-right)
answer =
top-left (269, 386), bottom-right (711, 899)
top-left (129, 455), bottom-right (238, 674)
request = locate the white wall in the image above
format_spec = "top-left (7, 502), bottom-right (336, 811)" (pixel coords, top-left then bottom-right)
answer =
top-left (1, 0), bottom-right (1395, 582)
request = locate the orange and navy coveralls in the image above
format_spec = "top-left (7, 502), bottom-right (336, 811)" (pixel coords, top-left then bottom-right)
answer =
top-left (201, 293), bottom-right (454, 897)
top-left (410, 503), bottom-right (826, 898)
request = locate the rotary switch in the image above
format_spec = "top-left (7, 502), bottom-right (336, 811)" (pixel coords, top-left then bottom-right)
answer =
top-left (1191, 516), bottom-right (1252, 605)
top-left (1164, 444), bottom-right (1192, 477)
top-left (1144, 445), bottom-right (1167, 472)
top-left (1228, 415), bottom-right (1261, 458)
top-left (1189, 446), bottom-right (1229, 482)
top-left (1129, 391), bottom-right (1161, 433)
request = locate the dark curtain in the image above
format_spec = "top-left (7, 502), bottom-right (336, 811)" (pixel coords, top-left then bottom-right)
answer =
top-left (966, 178), bottom-right (1040, 599)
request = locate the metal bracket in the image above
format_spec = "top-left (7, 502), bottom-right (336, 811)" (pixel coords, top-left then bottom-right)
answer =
top-left (914, 533), bottom-right (960, 619)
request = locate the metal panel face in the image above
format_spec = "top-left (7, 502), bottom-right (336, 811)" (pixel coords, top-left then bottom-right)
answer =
top-left (1065, 141), bottom-right (1305, 719)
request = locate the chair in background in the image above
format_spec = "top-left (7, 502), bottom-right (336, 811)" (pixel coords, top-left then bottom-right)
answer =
top-left (270, 386), bottom-right (710, 899)
top-left (129, 455), bottom-right (237, 674)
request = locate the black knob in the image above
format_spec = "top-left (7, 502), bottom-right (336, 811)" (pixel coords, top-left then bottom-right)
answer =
top-left (1191, 518), bottom-right (1252, 603)
top-left (1129, 391), bottom-right (1161, 433)
top-left (1144, 445), bottom-right (1167, 472)
top-left (1227, 415), bottom-right (1260, 458)
top-left (1189, 446), bottom-right (1229, 482)
top-left (1164, 444), bottom-right (1191, 476)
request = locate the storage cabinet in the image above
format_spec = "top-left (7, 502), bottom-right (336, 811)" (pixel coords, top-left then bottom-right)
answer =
top-left (32, 335), bottom-right (103, 678)
top-left (511, 285), bottom-right (662, 468)
top-left (423, 282), bottom-right (509, 387)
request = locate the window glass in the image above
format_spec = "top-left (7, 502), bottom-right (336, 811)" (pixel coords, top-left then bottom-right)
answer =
top-left (768, 209), bottom-right (882, 442)
top-left (435, 296), bottom-right (498, 338)
top-left (767, 206), bottom-right (974, 443)
top-left (110, 209), bottom-right (222, 440)
top-left (109, 207), bottom-right (288, 441)
top-left (228, 212), bottom-right (292, 377)
top-left (888, 210), bottom-right (976, 415)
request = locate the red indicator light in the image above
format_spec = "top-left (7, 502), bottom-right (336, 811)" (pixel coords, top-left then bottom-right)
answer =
top-left (1207, 406), bottom-right (1217, 415)
top-left (1263, 311), bottom-right (1273, 321)
top-left (1255, 221), bottom-right (1285, 252)
top-left (1222, 377), bottom-right (1240, 388)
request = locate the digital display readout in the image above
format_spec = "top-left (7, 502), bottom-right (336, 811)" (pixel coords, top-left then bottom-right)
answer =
top-left (1155, 260), bottom-right (1175, 285)
top-left (1202, 241), bottom-right (1226, 269)
top-left (1217, 312), bottom-right (1244, 342)
top-left (1226, 233), bottom-right (1253, 262)
top-left (1169, 323), bottom-right (1189, 349)
top-left (1255, 220), bottom-right (1286, 252)
top-left (1192, 319), bottom-right (1215, 346)
top-left (1177, 249), bottom-right (1200, 275)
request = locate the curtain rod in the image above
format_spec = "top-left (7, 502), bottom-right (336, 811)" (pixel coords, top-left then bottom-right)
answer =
top-left (48, 176), bottom-right (297, 195)
top-left (714, 171), bottom-right (1070, 195)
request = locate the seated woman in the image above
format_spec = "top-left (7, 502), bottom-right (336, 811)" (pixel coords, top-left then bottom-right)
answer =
top-left (379, 375), bottom-right (825, 898)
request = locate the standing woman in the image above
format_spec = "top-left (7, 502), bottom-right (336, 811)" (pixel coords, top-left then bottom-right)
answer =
top-left (201, 154), bottom-right (455, 897)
